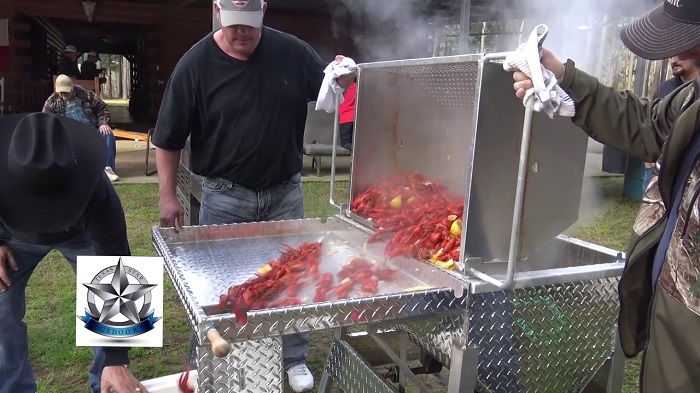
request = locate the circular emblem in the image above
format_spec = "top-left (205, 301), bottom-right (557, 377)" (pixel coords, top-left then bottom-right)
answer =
top-left (78, 258), bottom-right (160, 338)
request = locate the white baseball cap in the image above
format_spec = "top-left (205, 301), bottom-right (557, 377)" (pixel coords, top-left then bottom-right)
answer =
top-left (217, 0), bottom-right (264, 28)
top-left (55, 74), bottom-right (74, 93)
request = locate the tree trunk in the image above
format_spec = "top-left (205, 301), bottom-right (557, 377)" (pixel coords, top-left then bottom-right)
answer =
top-left (118, 55), bottom-right (123, 98)
top-left (480, 22), bottom-right (486, 53)
top-left (107, 54), bottom-right (112, 98)
top-left (122, 56), bottom-right (130, 99)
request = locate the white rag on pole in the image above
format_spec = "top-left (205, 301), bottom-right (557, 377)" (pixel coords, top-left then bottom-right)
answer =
top-left (315, 57), bottom-right (357, 113)
top-left (503, 24), bottom-right (575, 118)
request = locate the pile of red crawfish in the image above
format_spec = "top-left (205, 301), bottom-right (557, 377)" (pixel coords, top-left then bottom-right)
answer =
top-left (215, 242), bottom-right (399, 325)
top-left (352, 172), bottom-right (464, 270)
top-left (178, 243), bottom-right (399, 392)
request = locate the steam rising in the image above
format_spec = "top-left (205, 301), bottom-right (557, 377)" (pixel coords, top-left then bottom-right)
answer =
top-left (332, 0), bottom-right (661, 69)
top-left (331, 0), bottom-right (663, 246)
top-left (332, 0), bottom-right (446, 61)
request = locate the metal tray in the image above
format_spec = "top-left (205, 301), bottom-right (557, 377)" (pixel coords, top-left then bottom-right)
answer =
top-left (152, 217), bottom-right (469, 343)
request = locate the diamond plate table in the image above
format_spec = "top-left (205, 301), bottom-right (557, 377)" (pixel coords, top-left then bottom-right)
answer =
top-left (161, 52), bottom-right (627, 393)
top-left (152, 217), bottom-right (471, 393)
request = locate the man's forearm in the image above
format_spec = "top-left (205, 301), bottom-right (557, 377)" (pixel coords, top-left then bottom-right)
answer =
top-left (156, 148), bottom-right (182, 199)
top-left (559, 60), bottom-right (685, 162)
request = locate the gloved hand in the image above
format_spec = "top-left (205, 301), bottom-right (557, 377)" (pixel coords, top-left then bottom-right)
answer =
top-left (512, 48), bottom-right (566, 100)
top-left (503, 24), bottom-right (574, 118)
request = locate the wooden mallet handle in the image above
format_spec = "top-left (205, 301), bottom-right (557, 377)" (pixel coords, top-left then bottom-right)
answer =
top-left (206, 328), bottom-right (231, 357)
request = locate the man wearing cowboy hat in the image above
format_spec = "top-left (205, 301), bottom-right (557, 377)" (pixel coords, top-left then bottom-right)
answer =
top-left (510, 0), bottom-right (700, 390)
top-left (0, 113), bottom-right (147, 392)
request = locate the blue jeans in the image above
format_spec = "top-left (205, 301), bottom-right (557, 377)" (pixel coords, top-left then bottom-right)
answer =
top-left (104, 133), bottom-right (116, 170)
top-left (188, 173), bottom-right (308, 370)
top-left (0, 233), bottom-right (107, 393)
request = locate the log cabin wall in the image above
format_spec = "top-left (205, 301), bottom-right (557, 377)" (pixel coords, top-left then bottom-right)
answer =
top-left (0, 2), bottom-right (26, 113)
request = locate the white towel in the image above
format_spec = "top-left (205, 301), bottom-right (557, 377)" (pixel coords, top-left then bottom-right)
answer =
top-left (315, 57), bottom-right (357, 113)
top-left (503, 24), bottom-right (575, 118)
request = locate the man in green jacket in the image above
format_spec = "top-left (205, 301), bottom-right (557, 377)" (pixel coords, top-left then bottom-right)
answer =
top-left (510, 1), bottom-right (700, 391)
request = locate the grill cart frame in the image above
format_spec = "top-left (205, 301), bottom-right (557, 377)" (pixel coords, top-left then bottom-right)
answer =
top-left (156, 52), bottom-right (626, 393)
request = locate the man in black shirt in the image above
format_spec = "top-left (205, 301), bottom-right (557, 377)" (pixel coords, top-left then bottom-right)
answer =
top-left (0, 113), bottom-right (146, 393)
top-left (152, 0), bottom-right (354, 391)
top-left (653, 56), bottom-right (699, 100)
top-left (58, 45), bottom-right (80, 78)
top-left (80, 51), bottom-right (105, 82)
top-left (642, 56), bottom-right (700, 189)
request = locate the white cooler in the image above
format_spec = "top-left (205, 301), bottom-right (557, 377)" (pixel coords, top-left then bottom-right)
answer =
top-left (141, 370), bottom-right (198, 393)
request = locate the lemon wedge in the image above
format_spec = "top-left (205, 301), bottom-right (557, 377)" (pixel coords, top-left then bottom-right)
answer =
top-left (258, 264), bottom-right (272, 275)
top-left (450, 219), bottom-right (462, 237)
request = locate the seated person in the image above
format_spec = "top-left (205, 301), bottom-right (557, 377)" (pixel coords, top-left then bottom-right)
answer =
top-left (338, 80), bottom-right (357, 151)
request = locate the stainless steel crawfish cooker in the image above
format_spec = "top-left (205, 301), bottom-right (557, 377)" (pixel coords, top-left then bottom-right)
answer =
top-left (153, 53), bottom-right (626, 393)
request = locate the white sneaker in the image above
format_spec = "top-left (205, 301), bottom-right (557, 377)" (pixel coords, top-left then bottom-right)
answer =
top-left (105, 167), bottom-right (120, 182)
top-left (286, 364), bottom-right (314, 392)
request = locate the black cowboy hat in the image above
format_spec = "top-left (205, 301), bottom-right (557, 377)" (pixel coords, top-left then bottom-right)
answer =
top-left (620, 0), bottom-right (700, 60)
top-left (0, 113), bottom-right (106, 233)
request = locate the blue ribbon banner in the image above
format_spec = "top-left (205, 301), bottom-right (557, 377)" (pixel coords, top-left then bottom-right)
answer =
top-left (79, 311), bottom-right (160, 338)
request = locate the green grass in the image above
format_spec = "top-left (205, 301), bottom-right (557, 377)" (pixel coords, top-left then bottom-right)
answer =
top-left (22, 178), bottom-right (643, 392)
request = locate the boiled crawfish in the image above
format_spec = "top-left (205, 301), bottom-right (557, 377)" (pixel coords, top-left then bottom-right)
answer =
top-left (217, 242), bottom-right (322, 326)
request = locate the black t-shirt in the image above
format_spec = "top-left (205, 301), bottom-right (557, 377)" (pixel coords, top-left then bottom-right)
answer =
top-left (152, 27), bottom-right (327, 190)
top-left (80, 60), bottom-right (99, 80)
top-left (654, 75), bottom-right (686, 100)
top-left (58, 57), bottom-right (80, 78)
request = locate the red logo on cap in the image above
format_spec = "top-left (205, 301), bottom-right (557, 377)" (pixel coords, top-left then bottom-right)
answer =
top-left (233, 0), bottom-right (248, 6)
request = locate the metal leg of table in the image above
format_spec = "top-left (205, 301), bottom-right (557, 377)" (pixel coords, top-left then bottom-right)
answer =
top-left (606, 334), bottom-right (626, 393)
top-left (195, 336), bottom-right (284, 393)
top-left (580, 332), bottom-right (626, 393)
top-left (398, 331), bottom-right (407, 393)
top-left (319, 327), bottom-right (401, 393)
top-left (447, 344), bottom-right (479, 393)
top-left (366, 327), bottom-right (432, 393)
top-left (317, 327), bottom-right (346, 393)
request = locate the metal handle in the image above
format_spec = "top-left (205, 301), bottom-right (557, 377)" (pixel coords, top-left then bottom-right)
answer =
top-left (205, 326), bottom-right (231, 358)
top-left (329, 93), bottom-right (342, 210)
top-left (466, 96), bottom-right (535, 289)
top-left (483, 52), bottom-right (512, 61)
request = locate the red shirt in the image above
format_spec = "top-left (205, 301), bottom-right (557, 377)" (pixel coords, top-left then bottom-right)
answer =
top-left (339, 82), bottom-right (357, 124)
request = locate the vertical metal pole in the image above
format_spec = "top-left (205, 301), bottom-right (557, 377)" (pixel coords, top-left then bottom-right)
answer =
top-left (458, 0), bottom-right (471, 54)
top-left (594, 14), bottom-right (609, 78)
top-left (606, 333), bottom-right (625, 393)
top-left (329, 93), bottom-right (342, 210)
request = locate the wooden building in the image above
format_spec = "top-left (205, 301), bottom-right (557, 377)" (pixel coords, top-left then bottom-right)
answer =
top-left (0, 0), bottom-right (661, 122)
top-left (0, 0), bottom-right (357, 120)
